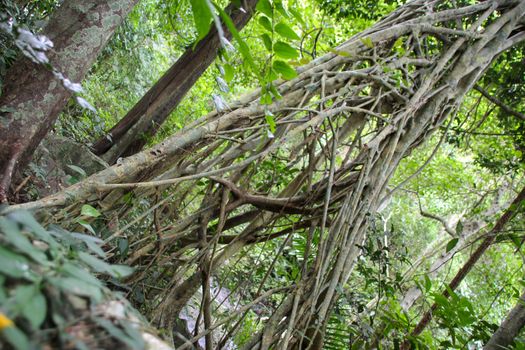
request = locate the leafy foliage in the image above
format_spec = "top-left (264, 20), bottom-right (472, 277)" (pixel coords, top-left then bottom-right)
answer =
top-left (0, 211), bottom-right (143, 349)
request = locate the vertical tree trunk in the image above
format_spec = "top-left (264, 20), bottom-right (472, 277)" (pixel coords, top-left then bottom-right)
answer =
top-left (91, 0), bottom-right (258, 164)
top-left (484, 291), bottom-right (525, 350)
top-left (0, 0), bottom-right (138, 202)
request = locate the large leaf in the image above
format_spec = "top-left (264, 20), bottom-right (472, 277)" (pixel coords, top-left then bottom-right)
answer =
top-left (80, 204), bottom-right (101, 218)
top-left (256, 0), bottom-right (273, 18)
top-left (258, 16), bottom-right (273, 32)
top-left (273, 60), bottom-right (297, 79)
top-left (261, 33), bottom-right (272, 52)
top-left (49, 277), bottom-right (103, 301)
top-left (1, 326), bottom-right (30, 350)
top-left (223, 63), bottom-right (235, 82)
top-left (0, 246), bottom-right (35, 280)
top-left (78, 252), bottom-right (133, 278)
top-left (274, 0), bottom-right (290, 18)
top-left (190, 0), bottom-right (213, 42)
top-left (274, 41), bottom-right (299, 59)
top-left (71, 232), bottom-right (105, 257)
top-left (94, 317), bottom-right (144, 350)
top-left (275, 22), bottom-right (300, 40)
top-left (0, 217), bottom-right (48, 265)
top-left (9, 211), bottom-right (55, 246)
top-left (22, 290), bottom-right (46, 329)
top-left (78, 251), bottom-right (113, 273)
top-left (61, 262), bottom-right (103, 288)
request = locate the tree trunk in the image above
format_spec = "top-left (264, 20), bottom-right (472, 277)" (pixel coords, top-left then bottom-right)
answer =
top-left (484, 291), bottom-right (525, 350)
top-left (91, 0), bottom-right (258, 164)
top-left (0, 0), bottom-right (138, 202)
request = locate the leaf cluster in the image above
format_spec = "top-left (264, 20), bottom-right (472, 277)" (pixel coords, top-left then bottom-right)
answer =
top-left (0, 211), bottom-right (141, 350)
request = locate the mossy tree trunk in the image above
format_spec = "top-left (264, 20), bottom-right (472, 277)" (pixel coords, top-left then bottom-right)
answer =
top-left (0, 0), bottom-right (138, 202)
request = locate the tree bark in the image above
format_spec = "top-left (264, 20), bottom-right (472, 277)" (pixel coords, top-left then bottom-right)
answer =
top-left (91, 0), bottom-right (258, 164)
top-left (484, 291), bottom-right (525, 350)
top-left (0, 0), bottom-right (139, 202)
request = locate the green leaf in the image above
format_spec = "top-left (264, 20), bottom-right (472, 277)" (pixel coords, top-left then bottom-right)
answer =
top-left (446, 238), bottom-right (459, 253)
top-left (77, 219), bottom-right (96, 235)
top-left (256, 0), bottom-right (273, 18)
top-left (81, 204), bottom-right (101, 218)
top-left (273, 60), bottom-right (297, 80)
top-left (9, 211), bottom-right (54, 245)
top-left (265, 111), bottom-right (276, 133)
top-left (78, 251), bottom-right (113, 273)
top-left (269, 83), bottom-right (282, 99)
top-left (273, 41), bottom-right (299, 59)
top-left (61, 262), bottom-right (103, 288)
top-left (120, 320), bottom-right (147, 349)
top-left (275, 22), bottom-right (300, 40)
top-left (71, 232), bottom-right (105, 257)
top-left (223, 63), bottom-right (234, 82)
top-left (0, 246), bottom-right (35, 280)
top-left (260, 33), bottom-right (273, 52)
top-left (110, 265), bottom-right (135, 278)
top-left (288, 8), bottom-right (306, 26)
top-left (260, 91), bottom-right (272, 105)
top-left (424, 274), bottom-right (432, 293)
top-left (393, 37), bottom-right (405, 54)
top-left (1, 326), bottom-right (30, 350)
top-left (267, 69), bottom-right (279, 82)
top-left (455, 221), bottom-right (463, 236)
top-left (118, 238), bottom-right (129, 259)
top-left (433, 294), bottom-right (449, 307)
top-left (328, 48), bottom-right (350, 57)
top-left (12, 284), bottom-right (36, 313)
top-left (22, 290), bottom-right (46, 329)
top-left (274, 0), bottom-right (289, 18)
top-left (258, 16), bottom-right (273, 32)
top-left (360, 37), bottom-right (374, 49)
top-left (78, 252), bottom-right (134, 278)
top-left (0, 217), bottom-right (48, 265)
top-left (445, 285), bottom-right (459, 301)
top-left (49, 277), bottom-right (102, 301)
top-left (190, 0), bottom-right (213, 42)
top-left (0, 106), bottom-right (16, 114)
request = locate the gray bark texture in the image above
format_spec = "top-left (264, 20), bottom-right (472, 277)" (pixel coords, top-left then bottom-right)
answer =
top-left (484, 292), bottom-right (525, 350)
top-left (0, 0), bottom-right (138, 202)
